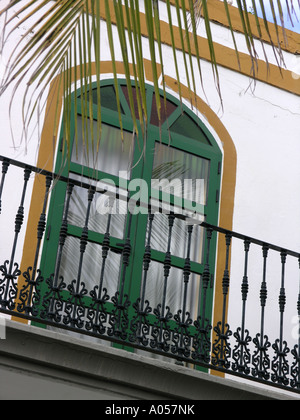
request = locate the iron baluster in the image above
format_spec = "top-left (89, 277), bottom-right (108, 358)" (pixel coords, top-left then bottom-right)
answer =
top-left (86, 209), bottom-right (112, 335)
top-left (54, 182), bottom-right (74, 285)
top-left (159, 213), bottom-right (175, 351)
top-left (0, 159), bottom-right (9, 214)
top-left (212, 232), bottom-right (232, 369)
top-left (46, 182), bottom-right (74, 322)
top-left (98, 212), bottom-right (112, 298)
top-left (252, 244), bottom-right (271, 380)
top-left (151, 213), bottom-right (175, 352)
top-left (64, 188), bottom-right (94, 328)
top-left (140, 214), bottom-right (154, 310)
top-left (130, 213), bottom-right (154, 346)
top-left (172, 223), bottom-right (194, 358)
top-left (108, 212), bottom-right (133, 340)
top-left (0, 167), bottom-right (31, 310)
top-left (291, 257), bottom-right (300, 389)
top-left (271, 250), bottom-right (290, 385)
top-left (192, 227), bottom-right (213, 363)
top-left (161, 214), bottom-right (175, 316)
top-left (119, 212), bottom-right (132, 303)
top-left (232, 239), bottom-right (251, 375)
top-left (9, 167), bottom-right (31, 271)
top-left (201, 227), bottom-right (212, 330)
top-left (18, 174), bottom-right (52, 316)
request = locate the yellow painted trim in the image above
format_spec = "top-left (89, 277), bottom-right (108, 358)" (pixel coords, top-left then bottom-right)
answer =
top-left (12, 77), bottom-right (63, 323)
top-left (168, 0), bottom-right (300, 55)
top-left (91, 0), bottom-right (300, 96)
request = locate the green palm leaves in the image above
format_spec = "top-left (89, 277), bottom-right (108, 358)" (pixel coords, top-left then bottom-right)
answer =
top-left (0, 0), bottom-right (294, 150)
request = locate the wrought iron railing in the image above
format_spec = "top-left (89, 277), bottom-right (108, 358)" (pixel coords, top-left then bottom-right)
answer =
top-left (0, 155), bottom-right (300, 395)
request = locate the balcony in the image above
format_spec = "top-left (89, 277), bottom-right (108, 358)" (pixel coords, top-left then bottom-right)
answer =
top-left (0, 155), bottom-right (300, 397)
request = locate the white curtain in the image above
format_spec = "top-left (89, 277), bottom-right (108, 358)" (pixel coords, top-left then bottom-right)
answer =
top-left (145, 215), bottom-right (204, 318)
top-left (59, 235), bottom-right (121, 299)
top-left (56, 123), bottom-right (210, 351)
top-left (147, 142), bottom-right (210, 317)
top-left (71, 117), bottom-right (134, 179)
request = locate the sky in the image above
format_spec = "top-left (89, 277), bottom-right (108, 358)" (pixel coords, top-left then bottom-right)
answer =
top-left (229, 0), bottom-right (300, 33)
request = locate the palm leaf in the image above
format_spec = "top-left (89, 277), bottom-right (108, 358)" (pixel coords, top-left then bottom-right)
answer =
top-left (0, 0), bottom-right (294, 159)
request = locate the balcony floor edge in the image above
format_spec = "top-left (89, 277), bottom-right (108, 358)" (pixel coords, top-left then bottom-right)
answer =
top-left (0, 319), bottom-right (298, 401)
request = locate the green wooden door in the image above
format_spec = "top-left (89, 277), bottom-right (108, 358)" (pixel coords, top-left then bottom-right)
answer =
top-left (38, 80), bottom-right (222, 361)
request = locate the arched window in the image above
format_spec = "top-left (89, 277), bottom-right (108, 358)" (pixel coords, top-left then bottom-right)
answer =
top-left (40, 80), bottom-right (222, 351)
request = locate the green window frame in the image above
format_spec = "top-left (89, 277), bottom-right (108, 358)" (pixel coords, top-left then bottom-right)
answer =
top-left (38, 79), bottom-right (222, 358)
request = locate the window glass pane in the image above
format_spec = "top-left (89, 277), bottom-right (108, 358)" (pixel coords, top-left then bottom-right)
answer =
top-left (80, 85), bottom-right (124, 114)
top-left (144, 260), bottom-right (201, 316)
top-left (170, 112), bottom-right (211, 145)
top-left (121, 85), bottom-right (141, 120)
top-left (152, 142), bottom-right (210, 207)
top-left (147, 212), bottom-right (205, 263)
top-left (71, 117), bottom-right (134, 179)
top-left (59, 236), bottom-right (121, 298)
top-left (150, 95), bottom-right (177, 127)
top-left (98, 85), bottom-right (123, 113)
top-left (68, 175), bottom-right (128, 239)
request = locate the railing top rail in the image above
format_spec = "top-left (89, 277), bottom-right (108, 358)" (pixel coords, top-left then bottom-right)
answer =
top-left (201, 221), bottom-right (300, 259)
top-left (0, 155), bottom-right (204, 221)
top-left (0, 155), bottom-right (99, 192)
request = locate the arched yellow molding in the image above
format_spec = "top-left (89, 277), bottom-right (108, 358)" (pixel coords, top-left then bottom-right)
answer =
top-left (15, 60), bottom-right (237, 379)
